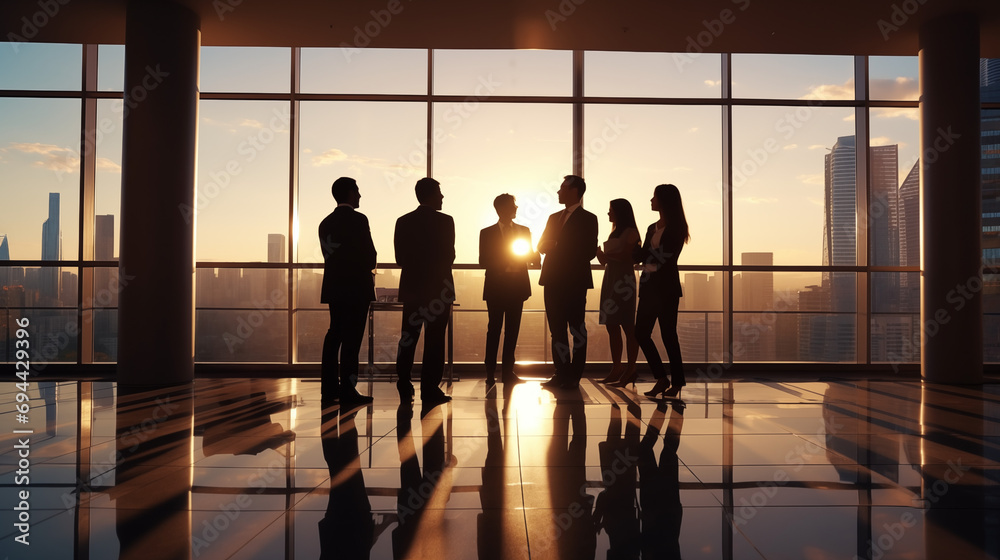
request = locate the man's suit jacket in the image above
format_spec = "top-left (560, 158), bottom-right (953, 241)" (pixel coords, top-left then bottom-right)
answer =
top-left (479, 222), bottom-right (536, 302)
top-left (394, 206), bottom-right (456, 304)
top-left (538, 207), bottom-right (599, 290)
top-left (319, 206), bottom-right (376, 304)
top-left (635, 223), bottom-right (685, 299)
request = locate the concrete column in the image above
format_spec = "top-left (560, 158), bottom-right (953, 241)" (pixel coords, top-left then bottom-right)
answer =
top-left (919, 13), bottom-right (983, 384)
top-left (118, 0), bottom-right (200, 385)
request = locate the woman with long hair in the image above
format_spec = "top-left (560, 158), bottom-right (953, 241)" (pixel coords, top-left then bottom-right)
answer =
top-left (635, 184), bottom-right (689, 399)
top-left (595, 198), bottom-right (642, 386)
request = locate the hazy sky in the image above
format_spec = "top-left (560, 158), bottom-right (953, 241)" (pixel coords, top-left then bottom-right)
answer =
top-left (0, 45), bottom-right (925, 293)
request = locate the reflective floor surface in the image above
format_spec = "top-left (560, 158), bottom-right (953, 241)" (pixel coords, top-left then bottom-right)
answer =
top-left (1, 377), bottom-right (999, 559)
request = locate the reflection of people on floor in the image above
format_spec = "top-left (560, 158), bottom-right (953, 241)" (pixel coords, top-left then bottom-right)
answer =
top-left (393, 404), bottom-right (451, 558)
top-left (546, 397), bottom-right (596, 557)
top-left (319, 410), bottom-right (374, 560)
top-left (196, 379), bottom-right (295, 456)
top-left (594, 397), bottom-right (641, 559)
top-left (477, 387), bottom-right (519, 559)
top-left (639, 401), bottom-right (685, 559)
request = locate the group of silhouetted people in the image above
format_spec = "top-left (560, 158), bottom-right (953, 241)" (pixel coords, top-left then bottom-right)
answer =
top-left (319, 175), bottom-right (689, 408)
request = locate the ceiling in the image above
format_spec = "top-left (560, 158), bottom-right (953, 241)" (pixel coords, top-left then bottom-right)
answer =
top-left (2, 0), bottom-right (1000, 56)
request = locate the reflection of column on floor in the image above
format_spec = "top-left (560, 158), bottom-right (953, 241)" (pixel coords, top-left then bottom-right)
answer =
top-left (113, 385), bottom-right (193, 560)
top-left (921, 385), bottom-right (985, 559)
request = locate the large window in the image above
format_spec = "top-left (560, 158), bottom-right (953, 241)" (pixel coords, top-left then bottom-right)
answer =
top-left (4, 46), bottom-right (996, 366)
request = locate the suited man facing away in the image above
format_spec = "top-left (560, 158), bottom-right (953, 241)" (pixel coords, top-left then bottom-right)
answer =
top-left (319, 177), bottom-right (376, 406)
top-left (479, 194), bottom-right (539, 386)
top-left (538, 175), bottom-right (599, 390)
top-left (394, 177), bottom-right (456, 407)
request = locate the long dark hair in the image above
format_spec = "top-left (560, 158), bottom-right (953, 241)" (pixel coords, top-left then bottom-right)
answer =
top-left (654, 184), bottom-right (690, 244)
top-left (608, 198), bottom-right (638, 239)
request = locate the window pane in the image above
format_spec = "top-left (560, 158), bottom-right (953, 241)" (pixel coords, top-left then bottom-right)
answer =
top-left (0, 98), bottom-right (81, 260)
top-left (200, 47), bottom-right (291, 93)
top-left (196, 100), bottom-right (290, 262)
top-left (1, 266), bottom-right (77, 307)
top-left (95, 99), bottom-right (123, 260)
top-left (12, 309), bottom-right (78, 363)
top-left (431, 102), bottom-right (572, 263)
top-left (98, 45), bottom-right (125, 91)
top-left (585, 51), bottom-right (721, 98)
top-left (433, 50), bottom-right (572, 96)
top-left (732, 106), bottom-right (855, 265)
top-left (195, 268), bottom-right (288, 308)
top-left (297, 101), bottom-right (426, 264)
top-left (680, 272), bottom-right (724, 311)
top-left (584, 104), bottom-right (722, 265)
top-left (869, 56), bottom-right (918, 101)
top-left (732, 54), bottom-right (854, 100)
top-left (300, 48), bottom-right (426, 94)
top-left (870, 314), bottom-right (919, 364)
top-left (93, 308), bottom-right (118, 362)
top-left (869, 107), bottom-right (919, 268)
top-left (195, 310), bottom-right (288, 362)
top-left (735, 312), bottom-right (855, 362)
top-left (0, 43), bottom-right (80, 90)
top-left (987, 273), bottom-right (1000, 363)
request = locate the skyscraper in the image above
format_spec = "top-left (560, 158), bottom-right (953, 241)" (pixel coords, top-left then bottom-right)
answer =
top-left (94, 215), bottom-right (117, 360)
top-left (823, 136), bottom-right (857, 314)
top-left (40, 193), bottom-right (61, 304)
top-left (0, 234), bottom-right (9, 289)
top-left (266, 233), bottom-right (286, 301)
top-left (869, 144), bottom-right (900, 312)
top-left (95, 215), bottom-right (115, 261)
top-left (897, 161), bottom-right (920, 308)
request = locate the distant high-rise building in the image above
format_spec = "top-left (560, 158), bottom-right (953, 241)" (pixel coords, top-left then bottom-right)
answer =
top-left (268, 234), bottom-right (286, 263)
top-left (823, 136), bottom-right (857, 314)
top-left (40, 193), bottom-right (61, 303)
top-left (266, 233), bottom-right (287, 301)
top-left (95, 215), bottom-right (115, 260)
top-left (0, 234), bottom-right (9, 288)
top-left (740, 252), bottom-right (773, 310)
top-left (898, 162), bottom-right (920, 269)
top-left (734, 252), bottom-right (775, 360)
top-left (870, 144), bottom-right (900, 312)
top-left (982, 59), bottom-right (1000, 264)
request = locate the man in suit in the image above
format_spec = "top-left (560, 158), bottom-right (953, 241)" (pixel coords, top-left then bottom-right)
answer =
top-left (479, 194), bottom-right (539, 386)
top-left (320, 177), bottom-right (376, 406)
top-left (394, 177), bottom-right (456, 407)
top-left (538, 175), bottom-right (599, 389)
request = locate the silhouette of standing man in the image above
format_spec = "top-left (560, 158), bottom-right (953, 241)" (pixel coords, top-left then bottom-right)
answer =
top-left (394, 177), bottom-right (455, 407)
top-left (538, 175), bottom-right (599, 390)
top-left (479, 194), bottom-right (538, 386)
top-left (320, 177), bottom-right (375, 406)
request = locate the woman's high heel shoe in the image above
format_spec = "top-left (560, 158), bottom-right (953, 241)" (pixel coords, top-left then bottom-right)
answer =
top-left (611, 365), bottom-right (637, 388)
top-left (643, 377), bottom-right (671, 398)
top-left (397, 380), bottom-right (415, 403)
top-left (599, 364), bottom-right (625, 384)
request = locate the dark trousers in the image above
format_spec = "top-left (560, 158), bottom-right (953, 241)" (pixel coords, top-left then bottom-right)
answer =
top-left (635, 294), bottom-right (685, 386)
top-left (322, 300), bottom-right (370, 397)
top-left (396, 300), bottom-right (451, 391)
top-left (544, 286), bottom-right (588, 381)
top-left (484, 298), bottom-right (524, 377)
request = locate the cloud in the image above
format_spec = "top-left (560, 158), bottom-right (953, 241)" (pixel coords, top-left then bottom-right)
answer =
top-left (808, 144), bottom-right (827, 150)
top-left (783, 144), bottom-right (798, 150)
top-left (3, 142), bottom-right (79, 173)
top-left (799, 79), bottom-right (854, 100)
top-left (688, 127), bottom-right (699, 133)
top-left (311, 147), bottom-right (422, 175)
top-left (870, 136), bottom-right (894, 147)
top-left (238, 118), bottom-right (263, 129)
top-left (872, 106), bottom-right (919, 120)
top-left (704, 79), bottom-right (721, 87)
top-left (737, 196), bottom-right (779, 205)
top-left (870, 76), bottom-right (919, 101)
top-left (312, 148), bottom-right (348, 166)
top-left (797, 173), bottom-right (824, 185)
top-left (97, 157), bottom-right (121, 172)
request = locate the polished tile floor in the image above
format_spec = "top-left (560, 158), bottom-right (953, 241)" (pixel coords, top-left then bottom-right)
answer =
top-left (1, 377), bottom-right (999, 559)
